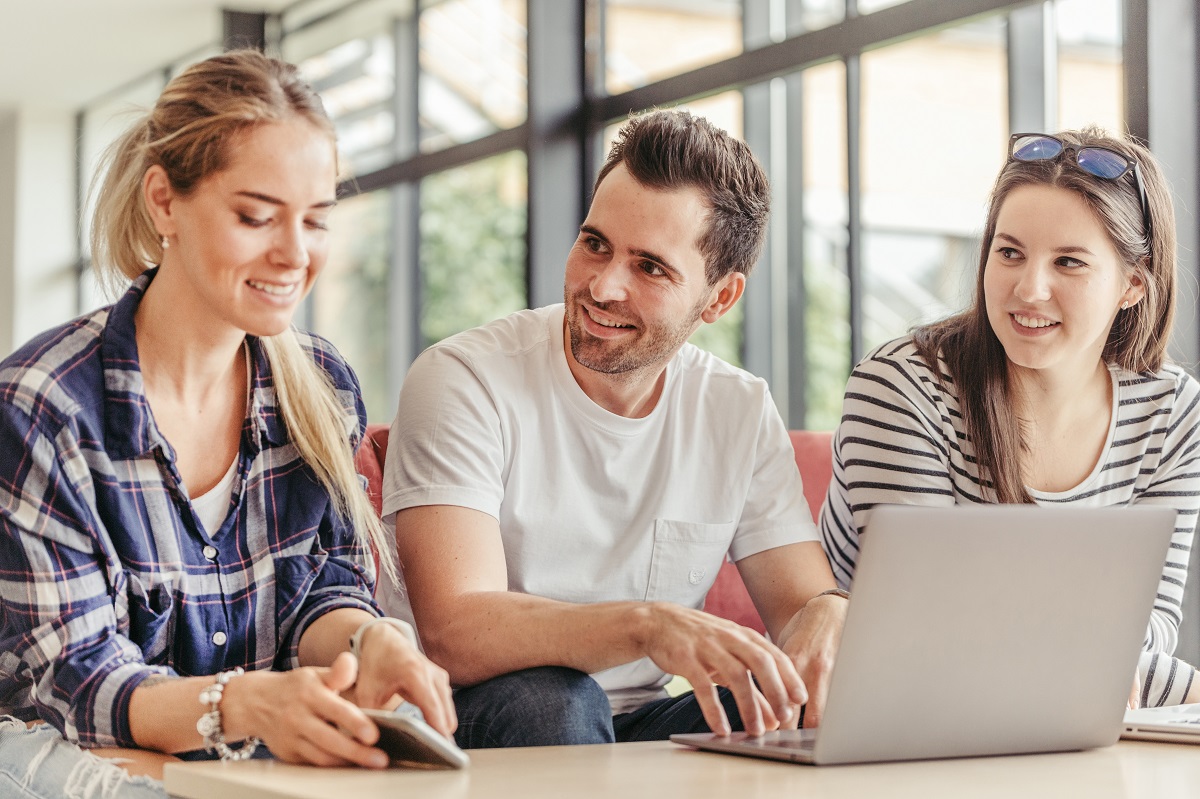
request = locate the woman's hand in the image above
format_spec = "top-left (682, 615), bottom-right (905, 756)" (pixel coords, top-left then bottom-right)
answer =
top-left (1129, 669), bottom-right (1143, 710)
top-left (223, 655), bottom-right (392, 768)
top-left (350, 622), bottom-right (457, 737)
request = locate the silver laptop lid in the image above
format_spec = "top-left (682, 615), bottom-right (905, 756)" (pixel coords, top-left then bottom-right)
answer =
top-left (814, 505), bottom-right (1174, 764)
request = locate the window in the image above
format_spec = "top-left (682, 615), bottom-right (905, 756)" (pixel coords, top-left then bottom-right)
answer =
top-left (859, 18), bottom-right (1007, 353)
top-left (603, 0), bottom-right (741, 94)
top-left (419, 151), bottom-right (528, 346)
top-left (1056, 0), bottom-right (1122, 132)
top-left (70, 0), bottom-right (1148, 429)
top-left (419, 0), bottom-right (527, 152)
top-left (316, 188), bottom-right (396, 420)
top-left (283, 0), bottom-right (416, 176)
top-left (801, 60), bottom-right (850, 431)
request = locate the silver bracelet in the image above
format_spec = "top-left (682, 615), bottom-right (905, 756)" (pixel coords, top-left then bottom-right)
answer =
top-left (814, 588), bottom-right (851, 601)
top-left (348, 616), bottom-right (418, 659)
top-left (197, 667), bottom-right (261, 761)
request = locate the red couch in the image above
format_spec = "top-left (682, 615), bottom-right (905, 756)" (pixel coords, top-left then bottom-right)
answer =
top-left (354, 424), bottom-right (834, 634)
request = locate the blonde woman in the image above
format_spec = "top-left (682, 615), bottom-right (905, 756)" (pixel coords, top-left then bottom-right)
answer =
top-left (820, 129), bottom-right (1200, 708)
top-left (0, 51), bottom-right (453, 797)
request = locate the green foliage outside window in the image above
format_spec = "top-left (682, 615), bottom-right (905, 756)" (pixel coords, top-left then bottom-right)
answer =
top-left (420, 152), bottom-right (528, 347)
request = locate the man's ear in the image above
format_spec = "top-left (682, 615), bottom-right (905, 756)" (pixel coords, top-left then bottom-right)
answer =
top-left (699, 271), bottom-right (746, 324)
top-left (142, 165), bottom-right (177, 238)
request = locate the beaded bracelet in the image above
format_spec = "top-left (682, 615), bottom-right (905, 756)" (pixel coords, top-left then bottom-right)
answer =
top-left (196, 667), bottom-right (262, 761)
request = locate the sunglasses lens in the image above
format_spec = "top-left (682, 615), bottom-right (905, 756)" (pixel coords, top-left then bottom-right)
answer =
top-left (1077, 148), bottom-right (1129, 180)
top-left (1012, 135), bottom-right (1063, 161)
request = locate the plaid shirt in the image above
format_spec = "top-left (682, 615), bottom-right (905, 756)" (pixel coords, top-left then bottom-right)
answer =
top-left (0, 269), bottom-right (380, 748)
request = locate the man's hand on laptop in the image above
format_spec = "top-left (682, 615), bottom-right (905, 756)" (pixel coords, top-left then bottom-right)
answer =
top-left (637, 602), bottom-right (807, 737)
top-left (775, 592), bottom-right (849, 729)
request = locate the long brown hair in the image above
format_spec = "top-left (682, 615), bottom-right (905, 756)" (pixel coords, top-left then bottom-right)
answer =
top-left (90, 50), bottom-right (395, 583)
top-left (913, 127), bottom-right (1177, 503)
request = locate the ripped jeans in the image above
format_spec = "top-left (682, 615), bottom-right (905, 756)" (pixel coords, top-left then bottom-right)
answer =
top-left (0, 718), bottom-right (167, 799)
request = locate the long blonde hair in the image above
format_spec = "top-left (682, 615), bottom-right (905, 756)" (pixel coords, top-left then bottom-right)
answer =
top-left (90, 49), bottom-right (395, 585)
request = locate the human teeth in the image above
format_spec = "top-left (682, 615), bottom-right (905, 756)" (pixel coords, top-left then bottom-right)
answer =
top-left (1013, 314), bottom-right (1057, 329)
top-left (248, 280), bottom-right (298, 297)
top-left (589, 310), bottom-right (631, 328)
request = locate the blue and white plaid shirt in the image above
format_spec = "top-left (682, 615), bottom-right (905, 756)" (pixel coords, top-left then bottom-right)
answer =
top-left (0, 269), bottom-right (381, 748)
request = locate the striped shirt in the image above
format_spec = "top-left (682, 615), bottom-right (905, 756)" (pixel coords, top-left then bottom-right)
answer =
top-left (0, 269), bottom-right (380, 748)
top-left (819, 336), bottom-right (1200, 707)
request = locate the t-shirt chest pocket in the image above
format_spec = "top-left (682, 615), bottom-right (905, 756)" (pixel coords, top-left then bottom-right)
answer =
top-left (645, 519), bottom-right (736, 606)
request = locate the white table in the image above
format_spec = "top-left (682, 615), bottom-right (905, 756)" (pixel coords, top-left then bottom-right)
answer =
top-left (164, 739), bottom-right (1200, 799)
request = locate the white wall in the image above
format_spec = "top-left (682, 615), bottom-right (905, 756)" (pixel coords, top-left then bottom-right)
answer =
top-left (0, 110), bottom-right (17, 357)
top-left (0, 108), bottom-right (77, 358)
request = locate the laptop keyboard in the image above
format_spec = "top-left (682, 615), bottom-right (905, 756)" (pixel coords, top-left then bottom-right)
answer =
top-left (1162, 717), bottom-right (1200, 726)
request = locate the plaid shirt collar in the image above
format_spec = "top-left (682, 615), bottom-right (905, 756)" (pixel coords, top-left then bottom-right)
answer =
top-left (99, 268), bottom-right (289, 460)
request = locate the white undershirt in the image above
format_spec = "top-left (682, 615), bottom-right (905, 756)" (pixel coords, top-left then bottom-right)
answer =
top-left (191, 456), bottom-right (238, 535)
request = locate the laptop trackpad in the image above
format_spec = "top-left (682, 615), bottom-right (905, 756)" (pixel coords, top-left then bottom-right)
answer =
top-left (758, 730), bottom-right (817, 751)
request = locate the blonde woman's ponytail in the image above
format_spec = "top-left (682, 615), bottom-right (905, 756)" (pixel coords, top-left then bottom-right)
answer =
top-left (262, 332), bottom-right (397, 587)
top-left (89, 117), bottom-right (165, 293)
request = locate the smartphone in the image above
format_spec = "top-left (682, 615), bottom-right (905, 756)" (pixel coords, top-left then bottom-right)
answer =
top-left (362, 707), bottom-right (470, 769)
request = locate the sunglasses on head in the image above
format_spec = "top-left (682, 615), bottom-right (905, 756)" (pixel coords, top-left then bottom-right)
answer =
top-left (1008, 133), bottom-right (1152, 241)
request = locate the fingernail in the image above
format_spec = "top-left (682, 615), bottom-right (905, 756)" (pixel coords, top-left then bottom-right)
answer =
top-left (780, 707), bottom-right (793, 723)
top-left (371, 752), bottom-right (389, 769)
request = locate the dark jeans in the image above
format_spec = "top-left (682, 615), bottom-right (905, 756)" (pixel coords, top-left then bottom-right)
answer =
top-left (452, 666), bottom-right (744, 749)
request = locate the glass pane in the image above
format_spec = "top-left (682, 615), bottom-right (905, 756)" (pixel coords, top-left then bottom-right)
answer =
top-left (859, 18), bottom-right (1006, 352)
top-left (1056, 0), bottom-right (1122, 132)
top-left (793, 0), bottom-right (844, 32)
top-left (420, 151), bottom-right (528, 346)
top-left (419, 0), bottom-right (528, 152)
top-left (315, 189), bottom-right (394, 421)
top-left (604, 0), bottom-right (741, 94)
top-left (801, 60), bottom-right (849, 431)
top-left (856, 0), bottom-right (908, 13)
top-left (284, 0), bottom-right (415, 177)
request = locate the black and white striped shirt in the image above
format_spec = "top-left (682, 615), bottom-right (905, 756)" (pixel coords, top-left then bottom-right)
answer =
top-left (819, 336), bottom-right (1200, 707)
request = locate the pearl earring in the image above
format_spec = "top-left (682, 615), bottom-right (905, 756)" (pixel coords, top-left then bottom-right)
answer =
top-left (1121, 301), bottom-right (1128, 310)
top-left (161, 236), bottom-right (169, 250)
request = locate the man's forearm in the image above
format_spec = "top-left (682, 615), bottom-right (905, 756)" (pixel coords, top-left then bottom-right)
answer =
top-left (416, 591), bottom-right (657, 685)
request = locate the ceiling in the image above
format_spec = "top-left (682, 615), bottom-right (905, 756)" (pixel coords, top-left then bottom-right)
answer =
top-left (0, 0), bottom-right (294, 111)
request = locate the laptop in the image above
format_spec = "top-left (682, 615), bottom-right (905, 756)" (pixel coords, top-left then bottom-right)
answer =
top-left (671, 504), bottom-right (1174, 765)
top-left (1123, 703), bottom-right (1200, 745)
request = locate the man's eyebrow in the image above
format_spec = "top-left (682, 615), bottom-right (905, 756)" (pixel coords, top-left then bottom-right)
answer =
top-left (579, 224), bottom-right (608, 242)
top-left (235, 190), bottom-right (337, 209)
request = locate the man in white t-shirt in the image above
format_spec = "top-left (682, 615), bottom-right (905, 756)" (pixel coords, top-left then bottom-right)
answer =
top-left (381, 110), bottom-right (847, 748)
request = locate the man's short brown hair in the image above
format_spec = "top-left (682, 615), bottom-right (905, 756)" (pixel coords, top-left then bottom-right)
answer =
top-left (594, 110), bottom-right (771, 283)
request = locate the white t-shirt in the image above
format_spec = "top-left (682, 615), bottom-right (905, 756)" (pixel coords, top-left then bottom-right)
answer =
top-left (380, 304), bottom-right (816, 713)
top-left (190, 456), bottom-right (238, 536)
